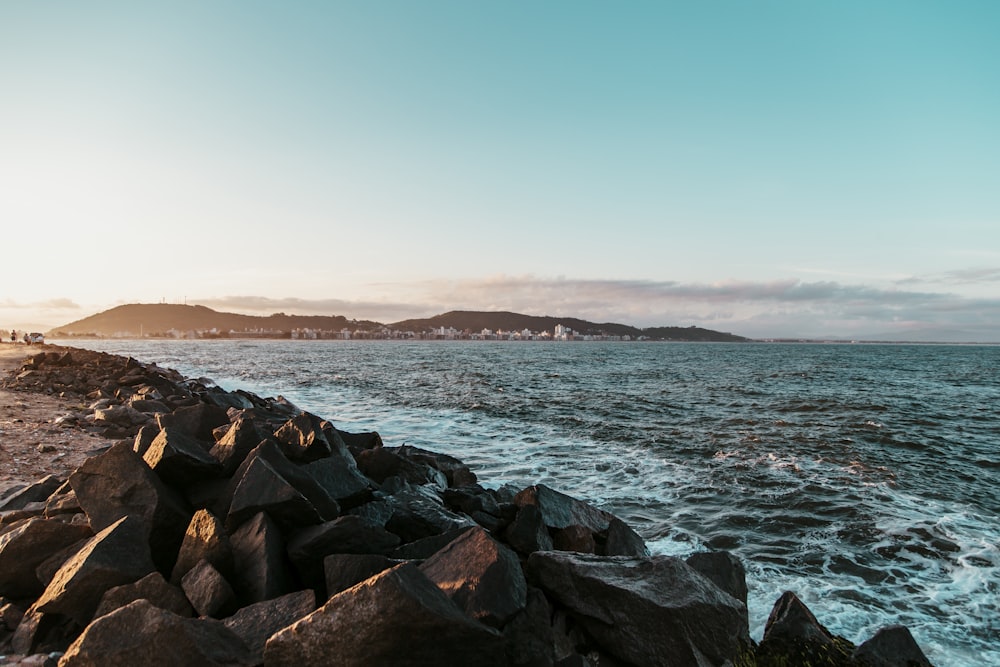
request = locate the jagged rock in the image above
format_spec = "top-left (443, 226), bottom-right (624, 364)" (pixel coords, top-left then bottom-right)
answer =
top-left (180, 559), bottom-right (237, 618)
top-left (419, 526), bottom-right (527, 628)
top-left (9, 607), bottom-right (75, 656)
top-left (302, 450), bottom-right (371, 507)
top-left (154, 403), bottom-right (229, 442)
top-left (68, 441), bottom-right (190, 574)
top-left (503, 586), bottom-right (556, 667)
top-left (35, 537), bottom-right (91, 591)
top-left (143, 427), bottom-right (223, 485)
top-left (390, 527), bottom-right (471, 560)
top-left (853, 625), bottom-right (932, 667)
top-left (287, 515), bottom-right (401, 590)
top-left (384, 488), bottom-right (478, 542)
top-left (757, 591), bottom-right (855, 666)
top-left (685, 550), bottom-right (749, 609)
top-left (201, 385), bottom-right (255, 411)
top-left (170, 509), bottom-right (233, 584)
top-left (336, 429), bottom-right (382, 457)
top-left (355, 447), bottom-right (448, 489)
top-left (0, 518), bottom-right (93, 598)
top-left (323, 554), bottom-right (402, 597)
top-left (132, 424), bottom-right (160, 457)
top-left (0, 475), bottom-right (63, 511)
top-left (229, 511), bottom-right (294, 605)
top-left (396, 444), bottom-right (479, 487)
top-left (59, 599), bottom-right (255, 666)
top-left (604, 516), bottom-right (649, 557)
top-left (443, 484), bottom-right (502, 517)
top-left (527, 551), bottom-right (749, 667)
top-left (553, 525), bottom-right (597, 554)
top-left (505, 504), bottom-right (554, 555)
top-left (208, 417), bottom-right (272, 476)
top-left (515, 485), bottom-right (647, 556)
top-left (222, 589), bottom-right (316, 662)
top-left (33, 516), bottom-right (156, 626)
top-left (92, 572), bottom-right (193, 620)
top-left (43, 488), bottom-right (81, 518)
top-left (93, 405), bottom-right (151, 428)
top-left (126, 397), bottom-right (171, 414)
top-left (263, 562), bottom-right (504, 666)
top-left (274, 413), bottom-right (333, 462)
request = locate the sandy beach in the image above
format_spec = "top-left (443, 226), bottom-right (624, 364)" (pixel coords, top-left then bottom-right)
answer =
top-left (0, 344), bottom-right (108, 498)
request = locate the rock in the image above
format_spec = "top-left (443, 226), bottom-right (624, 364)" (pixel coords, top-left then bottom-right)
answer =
top-left (154, 403), bottom-right (229, 443)
top-left (222, 589), bottom-right (316, 662)
top-left (287, 515), bottom-right (401, 591)
top-left (503, 586), bottom-right (556, 667)
top-left (68, 441), bottom-right (190, 574)
top-left (384, 488), bottom-right (478, 543)
top-left (169, 509), bottom-right (233, 585)
top-left (180, 559), bottom-right (237, 618)
top-left (33, 516), bottom-right (157, 626)
top-left (853, 625), bottom-right (932, 667)
top-left (552, 525), bottom-right (597, 554)
top-left (685, 550), bottom-right (749, 609)
top-left (390, 527), bottom-right (472, 560)
top-left (224, 453), bottom-right (324, 531)
top-left (355, 447), bottom-right (448, 489)
top-left (59, 599), bottom-right (255, 666)
top-left (142, 427), bottom-right (223, 486)
top-left (0, 518), bottom-right (93, 598)
top-left (301, 451), bottom-right (371, 507)
top-left (515, 485), bottom-right (647, 556)
top-left (208, 417), bottom-right (272, 476)
top-left (229, 511), bottom-right (294, 605)
top-left (93, 405), bottom-right (151, 428)
top-left (396, 444), bottom-right (479, 487)
top-left (527, 551), bottom-right (749, 667)
top-left (335, 429), bottom-right (382, 457)
top-left (273, 413), bottom-right (333, 462)
top-left (131, 424), bottom-right (159, 457)
top-left (419, 526), bottom-right (527, 628)
top-left (0, 475), bottom-right (63, 511)
top-left (505, 504), bottom-right (554, 555)
top-left (92, 572), bottom-right (193, 620)
top-left (757, 591), bottom-right (855, 666)
top-left (263, 562), bottom-right (505, 666)
top-left (323, 553), bottom-right (402, 597)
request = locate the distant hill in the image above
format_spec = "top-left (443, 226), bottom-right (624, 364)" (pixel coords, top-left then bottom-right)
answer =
top-left (50, 304), bottom-right (380, 337)
top-left (50, 303), bottom-right (748, 342)
top-left (391, 310), bottom-right (747, 342)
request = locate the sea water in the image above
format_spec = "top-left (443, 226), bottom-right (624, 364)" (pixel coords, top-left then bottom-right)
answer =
top-left (66, 339), bottom-right (999, 664)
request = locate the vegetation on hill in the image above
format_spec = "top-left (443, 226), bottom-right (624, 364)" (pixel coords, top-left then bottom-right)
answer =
top-left (50, 304), bottom-right (747, 342)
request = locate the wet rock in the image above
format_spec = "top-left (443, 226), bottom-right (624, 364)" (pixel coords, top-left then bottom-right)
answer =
top-left (384, 488), bottom-right (478, 543)
top-left (301, 449), bottom-right (371, 507)
top-left (853, 625), bottom-right (932, 667)
top-left (756, 591), bottom-right (855, 666)
top-left (505, 504), bottom-right (554, 555)
top-left (263, 562), bottom-right (504, 666)
top-left (685, 550), bottom-right (749, 609)
top-left (396, 444), bottom-right (479, 487)
top-left (552, 525), bottom-right (597, 554)
top-left (59, 599), bottom-right (255, 666)
top-left (355, 446), bottom-right (448, 489)
top-left (419, 526), bottom-right (527, 628)
top-left (503, 586), bottom-right (556, 667)
top-left (527, 551), bottom-right (749, 667)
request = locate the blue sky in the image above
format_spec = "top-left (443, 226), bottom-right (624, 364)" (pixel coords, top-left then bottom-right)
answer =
top-left (2, 1), bottom-right (998, 340)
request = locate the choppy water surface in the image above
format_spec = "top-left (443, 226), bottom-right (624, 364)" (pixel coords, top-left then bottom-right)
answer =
top-left (68, 339), bottom-right (999, 664)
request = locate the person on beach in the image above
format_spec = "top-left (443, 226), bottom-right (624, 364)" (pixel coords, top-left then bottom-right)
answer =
top-left (9, 330), bottom-right (15, 343)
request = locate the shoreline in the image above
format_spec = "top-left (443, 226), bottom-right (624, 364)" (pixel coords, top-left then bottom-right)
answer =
top-left (0, 344), bottom-right (935, 666)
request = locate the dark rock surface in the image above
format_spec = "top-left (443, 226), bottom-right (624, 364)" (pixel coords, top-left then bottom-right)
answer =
top-left (0, 346), bottom-right (936, 666)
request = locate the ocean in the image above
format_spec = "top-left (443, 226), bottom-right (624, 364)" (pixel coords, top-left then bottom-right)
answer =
top-left (65, 339), bottom-right (999, 665)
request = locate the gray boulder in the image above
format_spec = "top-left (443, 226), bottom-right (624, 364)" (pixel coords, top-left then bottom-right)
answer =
top-left (685, 550), bottom-right (749, 609)
top-left (60, 599), bottom-right (255, 666)
top-left (853, 625), bottom-right (932, 667)
top-left (229, 511), bottom-right (294, 605)
top-left (263, 562), bottom-right (504, 666)
top-left (0, 517), bottom-right (93, 598)
top-left (419, 526), bottom-right (527, 628)
top-left (527, 551), bottom-right (749, 667)
top-left (223, 589), bottom-right (316, 662)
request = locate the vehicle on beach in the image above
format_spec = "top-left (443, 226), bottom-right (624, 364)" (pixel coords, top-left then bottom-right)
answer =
top-left (27, 332), bottom-right (45, 344)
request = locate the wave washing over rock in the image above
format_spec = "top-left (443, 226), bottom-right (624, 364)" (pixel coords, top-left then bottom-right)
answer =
top-left (0, 346), bottom-right (933, 666)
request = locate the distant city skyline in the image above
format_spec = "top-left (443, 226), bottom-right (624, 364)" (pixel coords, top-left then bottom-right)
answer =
top-left (2, 2), bottom-right (998, 341)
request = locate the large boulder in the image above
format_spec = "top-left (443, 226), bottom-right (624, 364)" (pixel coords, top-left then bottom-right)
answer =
top-left (223, 589), bottom-right (316, 662)
top-left (384, 487), bottom-right (478, 543)
top-left (180, 559), bottom-right (237, 618)
top-left (287, 515), bottom-right (401, 591)
top-left (68, 441), bottom-right (190, 573)
top-left (0, 518), bottom-right (93, 598)
top-left (229, 511), bottom-right (295, 605)
top-left (756, 591), bottom-right (855, 666)
top-left (208, 417), bottom-right (272, 476)
top-left (685, 551), bottom-right (749, 609)
top-left (853, 625), bottom-right (932, 667)
top-left (263, 562), bottom-right (505, 666)
top-left (419, 526), bottom-right (527, 628)
top-left (514, 484), bottom-right (647, 556)
top-left (92, 571), bottom-right (193, 620)
top-left (169, 509), bottom-right (233, 584)
top-left (33, 516), bottom-right (157, 626)
top-left (527, 551), bottom-right (749, 667)
top-left (142, 427), bottom-right (222, 486)
top-left (59, 599), bottom-right (256, 666)
top-left (273, 413), bottom-right (333, 462)
top-left (323, 553), bottom-right (402, 597)
top-left (154, 402), bottom-right (229, 443)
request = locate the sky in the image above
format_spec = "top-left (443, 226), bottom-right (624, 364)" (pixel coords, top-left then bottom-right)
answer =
top-left (2, 1), bottom-right (998, 341)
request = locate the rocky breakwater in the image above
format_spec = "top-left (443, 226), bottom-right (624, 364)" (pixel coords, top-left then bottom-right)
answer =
top-left (0, 346), bottom-right (934, 666)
